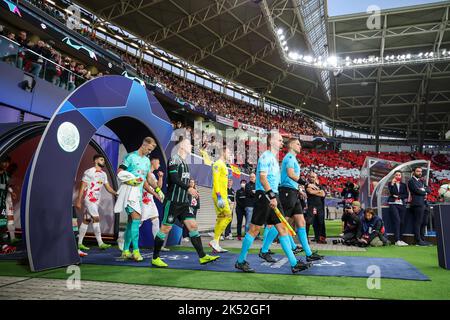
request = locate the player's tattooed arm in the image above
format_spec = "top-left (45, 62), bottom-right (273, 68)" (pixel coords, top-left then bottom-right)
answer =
top-left (146, 171), bottom-right (159, 190)
top-left (75, 181), bottom-right (87, 210)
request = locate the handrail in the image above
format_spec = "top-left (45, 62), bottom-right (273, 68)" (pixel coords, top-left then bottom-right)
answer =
top-left (0, 34), bottom-right (86, 82)
top-left (21, 0), bottom-right (123, 64)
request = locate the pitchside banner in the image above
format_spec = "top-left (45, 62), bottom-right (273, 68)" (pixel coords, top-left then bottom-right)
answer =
top-left (216, 116), bottom-right (329, 141)
top-left (216, 115), bottom-right (237, 128)
top-left (216, 115), bottom-right (266, 134)
top-left (299, 134), bottom-right (314, 142)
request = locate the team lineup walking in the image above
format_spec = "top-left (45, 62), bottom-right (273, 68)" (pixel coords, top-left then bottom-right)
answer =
top-left (71, 131), bottom-right (325, 274)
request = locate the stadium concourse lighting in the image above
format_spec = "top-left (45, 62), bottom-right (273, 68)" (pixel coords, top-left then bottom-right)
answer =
top-left (327, 56), bottom-right (337, 67)
top-left (271, 23), bottom-right (450, 71)
top-left (303, 55), bottom-right (313, 63)
top-left (281, 48), bottom-right (450, 70)
top-left (288, 51), bottom-right (301, 60)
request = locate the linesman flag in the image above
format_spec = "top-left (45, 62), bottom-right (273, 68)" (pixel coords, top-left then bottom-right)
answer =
top-left (274, 207), bottom-right (296, 236)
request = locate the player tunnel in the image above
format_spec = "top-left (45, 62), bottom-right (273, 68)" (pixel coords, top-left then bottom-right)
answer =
top-left (22, 76), bottom-right (173, 272)
top-left (0, 121), bottom-right (120, 245)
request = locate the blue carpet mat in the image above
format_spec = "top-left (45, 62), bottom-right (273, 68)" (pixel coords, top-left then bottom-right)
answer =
top-left (81, 248), bottom-right (429, 281)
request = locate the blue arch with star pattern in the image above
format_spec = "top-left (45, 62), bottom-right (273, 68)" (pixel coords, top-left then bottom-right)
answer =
top-left (24, 76), bottom-right (173, 271)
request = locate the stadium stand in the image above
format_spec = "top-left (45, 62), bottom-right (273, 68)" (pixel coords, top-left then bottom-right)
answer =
top-left (285, 149), bottom-right (449, 203)
top-left (174, 118), bottom-right (449, 203)
top-left (4, 0), bottom-right (325, 138)
top-left (0, 26), bottom-right (104, 90)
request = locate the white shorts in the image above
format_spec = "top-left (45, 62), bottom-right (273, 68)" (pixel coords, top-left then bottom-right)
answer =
top-left (84, 200), bottom-right (100, 218)
top-left (5, 193), bottom-right (13, 217)
top-left (141, 200), bottom-right (159, 222)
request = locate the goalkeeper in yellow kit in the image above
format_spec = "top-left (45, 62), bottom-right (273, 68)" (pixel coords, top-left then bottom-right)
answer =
top-left (209, 146), bottom-right (232, 253)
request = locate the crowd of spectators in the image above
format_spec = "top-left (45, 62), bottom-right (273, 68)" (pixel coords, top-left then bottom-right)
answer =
top-left (280, 148), bottom-right (449, 203)
top-left (172, 119), bottom-right (449, 203)
top-left (26, 0), bottom-right (66, 23)
top-left (125, 52), bottom-right (324, 137)
top-left (0, 24), bottom-right (104, 91)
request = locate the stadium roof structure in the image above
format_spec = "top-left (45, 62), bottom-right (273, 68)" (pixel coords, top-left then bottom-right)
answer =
top-left (329, 1), bottom-right (450, 140)
top-left (72, 0), bottom-right (450, 140)
top-left (71, 0), bottom-right (330, 116)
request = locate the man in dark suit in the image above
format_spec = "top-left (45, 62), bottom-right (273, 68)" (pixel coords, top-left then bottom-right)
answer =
top-left (407, 167), bottom-right (432, 246)
top-left (388, 170), bottom-right (409, 246)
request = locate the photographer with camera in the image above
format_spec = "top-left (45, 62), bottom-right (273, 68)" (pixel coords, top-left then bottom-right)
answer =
top-left (341, 181), bottom-right (359, 207)
top-left (351, 201), bottom-right (365, 219)
top-left (359, 208), bottom-right (390, 247)
top-left (340, 202), bottom-right (362, 246)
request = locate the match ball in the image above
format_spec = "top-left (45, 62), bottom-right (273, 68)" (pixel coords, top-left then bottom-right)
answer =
top-left (438, 184), bottom-right (450, 202)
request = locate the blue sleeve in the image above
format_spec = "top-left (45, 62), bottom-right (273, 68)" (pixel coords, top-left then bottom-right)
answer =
top-left (258, 154), bottom-right (270, 173)
top-left (285, 156), bottom-right (295, 169)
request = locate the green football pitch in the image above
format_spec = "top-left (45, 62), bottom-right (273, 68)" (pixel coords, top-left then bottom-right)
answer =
top-left (0, 244), bottom-right (448, 300)
top-left (322, 219), bottom-right (342, 237)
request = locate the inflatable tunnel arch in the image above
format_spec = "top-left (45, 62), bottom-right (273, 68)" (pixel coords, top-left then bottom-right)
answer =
top-left (25, 76), bottom-right (173, 271)
top-left (0, 121), bottom-right (119, 239)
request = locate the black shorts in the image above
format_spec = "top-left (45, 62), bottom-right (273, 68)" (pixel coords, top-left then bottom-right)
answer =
top-left (251, 191), bottom-right (282, 226)
top-left (162, 200), bottom-right (195, 226)
top-left (279, 187), bottom-right (303, 217)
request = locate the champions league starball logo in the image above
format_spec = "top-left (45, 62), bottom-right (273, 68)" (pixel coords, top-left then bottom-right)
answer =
top-left (312, 260), bottom-right (346, 267)
top-left (57, 122), bottom-right (80, 152)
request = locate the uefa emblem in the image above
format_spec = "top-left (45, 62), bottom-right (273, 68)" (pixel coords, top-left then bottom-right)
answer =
top-left (57, 122), bottom-right (80, 152)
